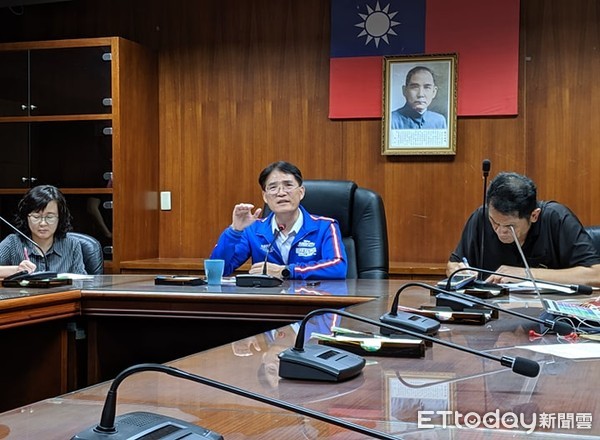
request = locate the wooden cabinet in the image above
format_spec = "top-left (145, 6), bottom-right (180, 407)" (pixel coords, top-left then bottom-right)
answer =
top-left (0, 45), bottom-right (111, 117)
top-left (0, 37), bottom-right (159, 273)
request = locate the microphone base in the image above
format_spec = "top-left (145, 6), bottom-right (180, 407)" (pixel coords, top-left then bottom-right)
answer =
top-left (472, 279), bottom-right (503, 290)
top-left (379, 312), bottom-right (440, 335)
top-left (278, 344), bottom-right (365, 382)
top-left (236, 274), bottom-right (283, 287)
top-left (3, 270), bottom-right (57, 282)
top-left (2, 277), bottom-right (72, 289)
top-left (71, 411), bottom-right (223, 440)
top-left (436, 293), bottom-right (480, 311)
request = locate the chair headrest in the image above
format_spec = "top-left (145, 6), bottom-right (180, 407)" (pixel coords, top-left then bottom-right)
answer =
top-left (300, 180), bottom-right (357, 236)
top-left (67, 232), bottom-right (104, 275)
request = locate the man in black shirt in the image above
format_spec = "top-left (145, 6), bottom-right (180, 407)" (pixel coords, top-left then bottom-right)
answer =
top-left (447, 172), bottom-right (600, 286)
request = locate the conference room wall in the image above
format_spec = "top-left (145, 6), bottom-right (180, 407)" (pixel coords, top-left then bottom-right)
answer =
top-left (0, 0), bottom-right (598, 267)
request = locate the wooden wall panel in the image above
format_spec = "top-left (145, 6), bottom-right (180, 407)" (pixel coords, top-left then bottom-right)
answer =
top-left (1, 0), bottom-right (599, 268)
top-left (523, 0), bottom-right (600, 225)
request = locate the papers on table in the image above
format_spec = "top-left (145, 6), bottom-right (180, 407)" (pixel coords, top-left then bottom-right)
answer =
top-left (497, 281), bottom-right (575, 294)
top-left (518, 342), bottom-right (600, 360)
top-left (58, 273), bottom-right (95, 280)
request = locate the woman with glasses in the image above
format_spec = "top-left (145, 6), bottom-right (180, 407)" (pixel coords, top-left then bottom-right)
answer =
top-left (0, 185), bottom-right (86, 277)
top-left (210, 161), bottom-right (347, 280)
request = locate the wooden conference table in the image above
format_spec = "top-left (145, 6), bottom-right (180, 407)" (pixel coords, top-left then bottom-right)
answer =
top-left (0, 275), bottom-right (598, 438)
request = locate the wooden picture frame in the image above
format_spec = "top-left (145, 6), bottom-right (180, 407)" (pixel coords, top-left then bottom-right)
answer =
top-left (382, 54), bottom-right (457, 156)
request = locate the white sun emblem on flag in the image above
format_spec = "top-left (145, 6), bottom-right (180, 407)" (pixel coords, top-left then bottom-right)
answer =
top-left (355, 1), bottom-right (400, 48)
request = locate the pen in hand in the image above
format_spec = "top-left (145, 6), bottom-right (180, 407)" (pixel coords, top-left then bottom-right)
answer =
top-left (461, 257), bottom-right (478, 277)
top-left (24, 247), bottom-right (29, 261)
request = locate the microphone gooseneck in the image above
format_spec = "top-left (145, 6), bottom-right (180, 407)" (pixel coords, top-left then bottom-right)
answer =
top-left (262, 224), bottom-right (285, 275)
top-left (0, 214), bottom-right (49, 271)
top-left (291, 308), bottom-right (539, 377)
top-left (92, 362), bottom-right (400, 440)
top-left (509, 225), bottom-right (542, 298)
top-left (236, 224), bottom-right (286, 287)
top-left (480, 159), bottom-right (491, 276)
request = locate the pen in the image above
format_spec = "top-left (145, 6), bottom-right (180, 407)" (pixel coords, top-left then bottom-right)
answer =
top-left (462, 257), bottom-right (470, 267)
top-left (24, 247), bottom-right (29, 261)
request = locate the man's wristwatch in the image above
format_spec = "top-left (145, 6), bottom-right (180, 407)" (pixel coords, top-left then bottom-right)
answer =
top-left (281, 266), bottom-right (291, 279)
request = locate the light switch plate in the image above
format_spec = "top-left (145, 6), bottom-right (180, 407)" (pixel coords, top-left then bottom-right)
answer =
top-left (160, 191), bottom-right (172, 211)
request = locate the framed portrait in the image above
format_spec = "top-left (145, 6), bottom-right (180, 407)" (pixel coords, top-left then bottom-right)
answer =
top-left (382, 54), bottom-right (458, 156)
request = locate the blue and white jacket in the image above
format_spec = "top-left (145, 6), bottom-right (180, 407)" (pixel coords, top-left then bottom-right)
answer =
top-left (210, 205), bottom-right (347, 279)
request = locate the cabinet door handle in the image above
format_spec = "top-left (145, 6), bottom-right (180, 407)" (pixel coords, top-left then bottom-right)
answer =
top-left (21, 177), bottom-right (29, 183)
top-left (30, 177), bottom-right (37, 182)
top-left (30, 104), bottom-right (37, 110)
top-left (21, 104), bottom-right (28, 111)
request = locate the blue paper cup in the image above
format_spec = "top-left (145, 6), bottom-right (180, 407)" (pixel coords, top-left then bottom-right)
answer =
top-left (204, 259), bottom-right (224, 285)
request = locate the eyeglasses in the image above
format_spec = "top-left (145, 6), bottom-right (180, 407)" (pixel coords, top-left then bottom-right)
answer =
top-left (28, 214), bottom-right (59, 225)
top-left (264, 182), bottom-right (300, 195)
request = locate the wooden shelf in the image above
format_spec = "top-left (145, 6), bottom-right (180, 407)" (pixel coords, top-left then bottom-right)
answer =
top-left (0, 37), bottom-right (159, 273)
top-left (0, 114), bottom-right (112, 123)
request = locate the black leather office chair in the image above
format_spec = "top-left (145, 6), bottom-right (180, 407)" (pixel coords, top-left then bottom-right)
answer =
top-left (585, 225), bottom-right (600, 255)
top-left (68, 232), bottom-right (104, 275)
top-left (264, 180), bottom-right (389, 279)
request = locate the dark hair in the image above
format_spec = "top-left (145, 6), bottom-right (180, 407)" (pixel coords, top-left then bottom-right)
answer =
top-left (258, 161), bottom-right (303, 190)
top-left (14, 185), bottom-right (73, 238)
top-left (486, 172), bottom-right (537, 218)
top-left (405, 66), bottom-right (437, 86)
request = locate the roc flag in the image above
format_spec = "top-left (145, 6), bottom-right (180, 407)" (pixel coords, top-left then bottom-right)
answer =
top-left (329, 0), bottom-right (520, 119)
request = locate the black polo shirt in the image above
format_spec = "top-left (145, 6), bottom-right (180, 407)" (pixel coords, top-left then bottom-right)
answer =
top-left (449, 201), bottom-right (600, 271)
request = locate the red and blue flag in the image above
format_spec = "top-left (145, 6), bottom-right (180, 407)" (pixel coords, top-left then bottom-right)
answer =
top-left (329, 0), bottom-right (520, 118)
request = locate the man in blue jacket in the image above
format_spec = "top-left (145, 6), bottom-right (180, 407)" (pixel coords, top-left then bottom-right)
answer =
top-left (210, 161), bottom-right (347, 279)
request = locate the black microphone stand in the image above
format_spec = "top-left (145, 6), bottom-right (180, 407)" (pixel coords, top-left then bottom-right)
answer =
top-left (72, 363), bottom-right (401, 440)
top-left (281, 308), bottom-right (540, 378)
top-left (236, 224), bottom-right (285, 287)
top-left (479, 159), bottom-right (491, 279)
top-left (398, 280), bottom-right (573, 336)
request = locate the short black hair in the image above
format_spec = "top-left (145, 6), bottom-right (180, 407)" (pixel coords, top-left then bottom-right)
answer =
top-left (486, 172), bottom-right (537, 218)
top-left (258, 161), bottom-right (303, 190)
top-left (405, 66), bottom-right (437, 86)
top-left (14, 185), bottom-right (73, 238)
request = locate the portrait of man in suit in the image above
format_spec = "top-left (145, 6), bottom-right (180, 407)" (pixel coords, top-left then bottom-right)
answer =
top-left (383, 55), bottom-right (457, 156)
top-left (391, 66), bottom-right (447, 130)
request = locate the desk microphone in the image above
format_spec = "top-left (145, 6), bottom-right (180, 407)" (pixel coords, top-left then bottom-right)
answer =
top-left (236, 224), bottom-right (285, 287)
top-left (279, 308), bottom-right (540, 380)
top-left (0, 214), bottom-right (56, 280)
top-left (396, 281), bottom-right (573, 336)
top-left (508, 224), bottom-right (544, 298)
top-left (71, 362), bottom-right (400, 440)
